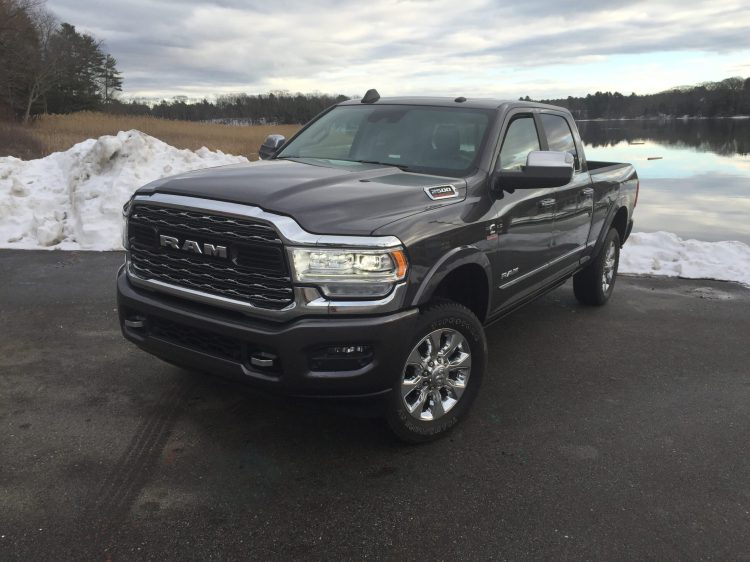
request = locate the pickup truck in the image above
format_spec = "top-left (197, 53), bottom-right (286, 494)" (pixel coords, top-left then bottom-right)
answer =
top-left (118, 91), bottom-right (638, 442)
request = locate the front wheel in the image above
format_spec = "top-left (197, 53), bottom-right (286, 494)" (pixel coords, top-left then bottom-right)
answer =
top-left (385, 301), bottom-right (487, 443)
top-left (573, 227), bottom-right (621, 306)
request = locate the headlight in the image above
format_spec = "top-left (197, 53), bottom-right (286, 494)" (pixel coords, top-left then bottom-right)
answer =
top-left (290, 247), bottom-right (408, 298)
top-left (121, 197), bottom-right (133, 249)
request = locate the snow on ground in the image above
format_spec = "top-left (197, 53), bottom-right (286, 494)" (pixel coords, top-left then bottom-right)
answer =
top-left (620, 232), bottom-right (750, 287)
top-left (1, 132), bottom-right (748, 287)
top-left (0, 130), bottom-right (247, 250)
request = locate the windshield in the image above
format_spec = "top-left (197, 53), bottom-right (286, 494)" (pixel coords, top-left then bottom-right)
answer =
top-left (276, 104), bottom-right (493, 177)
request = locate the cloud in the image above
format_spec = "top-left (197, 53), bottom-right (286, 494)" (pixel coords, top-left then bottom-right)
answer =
top-left (46, 0), bottom-right (750, 99)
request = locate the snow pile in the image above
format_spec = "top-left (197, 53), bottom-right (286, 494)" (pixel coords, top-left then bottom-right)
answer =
top-left (0, 130), bottom-right (247, 250)
top-left (620, 232), bottom-right (750, 287)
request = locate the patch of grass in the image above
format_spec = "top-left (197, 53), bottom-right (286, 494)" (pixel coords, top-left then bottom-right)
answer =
top-left (6, 112), bottom-right (301, 160)
top-left (0, 121), bottom-right (46, 160)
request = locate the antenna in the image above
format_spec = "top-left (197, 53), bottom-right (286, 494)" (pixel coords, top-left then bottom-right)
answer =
top-left (361, 89), bottom-right (380, 104)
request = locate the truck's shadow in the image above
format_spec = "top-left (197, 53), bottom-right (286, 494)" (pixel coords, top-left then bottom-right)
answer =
top-left (176, 368), bottom-right (395, 448)
top-left (166, 286), bottom-right (578, 456)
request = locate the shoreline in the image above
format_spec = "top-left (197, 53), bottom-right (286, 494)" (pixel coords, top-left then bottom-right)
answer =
top-left (577, 115), bottom-right (750, 122)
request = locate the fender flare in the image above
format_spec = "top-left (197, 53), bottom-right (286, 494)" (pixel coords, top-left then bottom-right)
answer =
top-left (410, 246), bottom-right (493, 316)
top-left (592, 202), bottom-right (629, 257)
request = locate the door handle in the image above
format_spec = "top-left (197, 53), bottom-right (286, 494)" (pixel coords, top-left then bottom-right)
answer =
top-left (580, 188), bottom-right (594, 215)
top-left (538, 198), bottom-right (555, 208)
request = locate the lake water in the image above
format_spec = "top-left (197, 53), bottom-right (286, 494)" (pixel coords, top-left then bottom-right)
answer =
top-left (578, 118), bottom-right (750, 244)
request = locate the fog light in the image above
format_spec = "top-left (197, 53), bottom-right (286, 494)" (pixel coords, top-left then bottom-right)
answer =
top-left (309, 345), bottom-right (373, 372)
top-left (328, 345), bottom-right (369, 355)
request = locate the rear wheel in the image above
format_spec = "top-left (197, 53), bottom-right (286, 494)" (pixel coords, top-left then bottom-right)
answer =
top-left (385, 301), bottom-right (487, 443)
top-left (573, 228), bottom-right (621, 306)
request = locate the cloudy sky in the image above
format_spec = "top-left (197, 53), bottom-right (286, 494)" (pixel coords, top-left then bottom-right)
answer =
top-left (48, 0), bottom-right (750, 100)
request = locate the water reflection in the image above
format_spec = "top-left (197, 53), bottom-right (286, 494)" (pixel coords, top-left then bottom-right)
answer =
top-left (579, 118), bottom-right (750, 156)
top-left (578, 119), bottom-right (750, 243)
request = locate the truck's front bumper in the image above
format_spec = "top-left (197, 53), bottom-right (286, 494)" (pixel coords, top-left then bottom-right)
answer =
top-left (117, 266), bottom-right (419, 397)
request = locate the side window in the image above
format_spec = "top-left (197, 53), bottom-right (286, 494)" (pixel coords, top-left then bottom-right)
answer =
top-left (498, 116), bottom-right (540, 171)
top-left (540, 114), bottom-right (578, 167)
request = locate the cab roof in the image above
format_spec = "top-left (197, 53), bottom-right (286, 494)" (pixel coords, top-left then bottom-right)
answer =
top-left (337, 96), bottom-right (567, 113)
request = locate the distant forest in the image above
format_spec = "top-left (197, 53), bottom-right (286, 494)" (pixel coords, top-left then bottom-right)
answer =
top-left (112, 76), bottom-right (750, 124)
top-left (530, 77), bottom-right (750, 119)
top-left (107, 92), bottom-right (350, 125)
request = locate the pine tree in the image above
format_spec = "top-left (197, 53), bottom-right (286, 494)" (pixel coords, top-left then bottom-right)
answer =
top-left (100, 54), bottom-right (122, 102)
top-left (46, 23), bottom-right (106, 113)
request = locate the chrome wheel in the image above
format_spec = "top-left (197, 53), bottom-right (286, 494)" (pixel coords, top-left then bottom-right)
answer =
top-left (602, 240), bottom-right (617, 294)
top-left (400, 328), bottom-right (472, 421)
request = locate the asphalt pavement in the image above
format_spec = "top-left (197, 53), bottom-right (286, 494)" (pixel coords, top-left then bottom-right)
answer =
top-left (1, 250), bottom-right (749, 561)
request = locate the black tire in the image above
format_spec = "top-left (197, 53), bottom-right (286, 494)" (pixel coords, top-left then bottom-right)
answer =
top-left (573, 227), bottom-right (621, 306)
top-left (384, 301), bottom-right (487, 443)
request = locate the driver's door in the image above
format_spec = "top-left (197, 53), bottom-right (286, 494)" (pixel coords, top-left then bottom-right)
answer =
top-left (491, 113), bottom-right (557, 311)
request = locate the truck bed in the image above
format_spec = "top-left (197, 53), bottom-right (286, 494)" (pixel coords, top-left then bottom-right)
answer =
top-left (587, 160), bottom-right (631, 173)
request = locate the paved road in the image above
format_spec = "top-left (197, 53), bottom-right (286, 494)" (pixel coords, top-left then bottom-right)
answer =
top-left (1, 250), bottom-right (749, 561)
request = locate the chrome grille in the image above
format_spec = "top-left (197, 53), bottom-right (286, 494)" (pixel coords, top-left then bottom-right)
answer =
top-left (127, 204), bottom-right (294, 310)
top-left (130, 205), bottom-right (280, 243)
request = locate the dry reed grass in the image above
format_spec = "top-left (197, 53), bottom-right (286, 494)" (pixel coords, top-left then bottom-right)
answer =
top-left (0, 121), bottom-right (46, 160)
top-left (19, 112), bottom-right (301, 159)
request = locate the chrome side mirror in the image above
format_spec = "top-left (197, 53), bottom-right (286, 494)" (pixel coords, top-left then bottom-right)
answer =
top-left (494, 150), bottom-right (574, 192)
top-left (259, 134), bottom-right (286, 160)
top-left (525, 150), bottom-right (574, 171)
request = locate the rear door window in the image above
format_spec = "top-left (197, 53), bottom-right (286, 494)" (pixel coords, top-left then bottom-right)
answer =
top-left (540, 114), bottom-right (578, 167)
top-left (497, 116), bottom-right (541, 171)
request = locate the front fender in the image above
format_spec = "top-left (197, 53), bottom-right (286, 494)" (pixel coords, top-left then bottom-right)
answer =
top-left (410, 246), bottom-right (492, 312)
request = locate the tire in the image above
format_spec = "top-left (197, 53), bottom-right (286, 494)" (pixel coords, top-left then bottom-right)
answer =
top-left (573, 227), bottom-right (621, 306)
top-left (384, 301), bottom-right (487, 443)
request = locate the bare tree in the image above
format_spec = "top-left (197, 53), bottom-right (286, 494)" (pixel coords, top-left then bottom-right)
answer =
top-left (0, 0), bottom-right (39, 35)
top-left (0, 0), bottom-right (59, 121)
top-left (21, 7), bottom-right (59, 121)
top-left (0, 0), bottom-right (36, 115)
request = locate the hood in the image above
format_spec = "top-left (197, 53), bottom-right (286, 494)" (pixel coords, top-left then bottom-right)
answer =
top-left (136, 158), bottom-right (466, 235)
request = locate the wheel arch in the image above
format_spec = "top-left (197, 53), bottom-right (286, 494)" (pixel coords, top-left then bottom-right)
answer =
top-left (610, 206), bottom-right (629, 246)
top-left (411, 247), bottom-right (492, 323)
top-left (592, 204), bottom-right (629, 258)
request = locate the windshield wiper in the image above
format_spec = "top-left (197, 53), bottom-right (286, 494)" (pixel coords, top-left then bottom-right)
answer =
top-left (351, 159), bottom-right (410, 171)
top-left (275, 156), bottom-right (411, 171)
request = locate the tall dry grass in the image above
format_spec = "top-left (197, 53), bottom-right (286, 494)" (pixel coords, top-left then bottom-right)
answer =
top-left (0, 121), bottom-right (46, 160)
top-left (21, 112), bottom-right (301, 160)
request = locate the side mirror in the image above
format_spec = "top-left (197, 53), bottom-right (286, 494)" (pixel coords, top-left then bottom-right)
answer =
top-left (258, 134), bottom-right (286, 160)
top-left (494, 150), bottom-right (574, 192)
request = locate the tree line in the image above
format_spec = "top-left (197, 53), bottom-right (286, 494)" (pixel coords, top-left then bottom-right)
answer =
top-left (528, 77), bottom-right (750, 119)
top-left (107, 92), bottom-right (351, 125)
top-left (108, 75), bottom-right (750, 125)
top-left (0, 0), bottom-right (122, 122)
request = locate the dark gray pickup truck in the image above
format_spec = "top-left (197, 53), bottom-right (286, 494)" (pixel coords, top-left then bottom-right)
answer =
top-left (118, 91), bottom-right (638, 441)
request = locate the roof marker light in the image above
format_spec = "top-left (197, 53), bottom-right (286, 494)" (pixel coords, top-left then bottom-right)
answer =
top-left (361, 89), bottom-right (380, 104)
